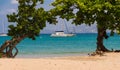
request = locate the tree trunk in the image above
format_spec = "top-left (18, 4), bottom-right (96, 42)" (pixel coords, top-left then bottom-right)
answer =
top-left (96, 27), bottom-right (110, 52)
top-left (0, 35), bottom-right (26, 58)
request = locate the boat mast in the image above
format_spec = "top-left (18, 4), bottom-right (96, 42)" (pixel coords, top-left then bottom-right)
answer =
top-left (73, 27), bottom-right (76, 34)
top-left (2, 19), bottom-right (5, 34)
top-left (64, 20), bottom-right (69, 33)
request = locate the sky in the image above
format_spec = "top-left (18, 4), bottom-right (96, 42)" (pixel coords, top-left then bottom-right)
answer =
top-left (0, 0), bottom-right (97, 34)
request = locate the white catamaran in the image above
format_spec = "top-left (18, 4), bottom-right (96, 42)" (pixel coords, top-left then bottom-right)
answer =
top-left (51, 31), bottom-right (75, 37)
top-left (51, 21), bottom-right (75, 37)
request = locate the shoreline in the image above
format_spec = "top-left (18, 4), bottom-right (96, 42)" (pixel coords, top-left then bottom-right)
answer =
top-left (16, 53), bottom-right (89, 58)
top-left (0, 52), bottom-right (120, 70)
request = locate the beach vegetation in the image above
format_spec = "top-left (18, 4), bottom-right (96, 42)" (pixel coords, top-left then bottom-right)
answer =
top-left (51, 0), bottom-right (120, 52)
top-left (0, 0), bottom-right (57, 58)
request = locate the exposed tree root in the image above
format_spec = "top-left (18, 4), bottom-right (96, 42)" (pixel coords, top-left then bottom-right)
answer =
top-left (0, 36), bottom-right (26, 58)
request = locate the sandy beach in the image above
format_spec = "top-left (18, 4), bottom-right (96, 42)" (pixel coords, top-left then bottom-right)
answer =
top-left (0, 53), bottom-right (120, 70)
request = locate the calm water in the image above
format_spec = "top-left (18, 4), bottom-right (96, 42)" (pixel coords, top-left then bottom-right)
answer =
top-left (0, 33), bottom-right (120, 58)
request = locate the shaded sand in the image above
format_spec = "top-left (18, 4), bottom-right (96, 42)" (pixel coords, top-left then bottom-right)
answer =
top-left (0, 53), bottom-right (120, 70)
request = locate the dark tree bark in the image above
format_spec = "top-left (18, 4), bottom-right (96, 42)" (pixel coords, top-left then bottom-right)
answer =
top-left (0, 35), bottom-right (26, 58)
top-left (96, 27), bottom-right (110, 52)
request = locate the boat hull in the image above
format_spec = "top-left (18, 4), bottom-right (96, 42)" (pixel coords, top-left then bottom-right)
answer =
top-left (51, 34), bottom-right (75, 37)
top-left (0, 34), bottom-right (7, 36)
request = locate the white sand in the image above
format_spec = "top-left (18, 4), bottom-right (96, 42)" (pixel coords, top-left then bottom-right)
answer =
top-left (0, 53), bottom-right (120, 70)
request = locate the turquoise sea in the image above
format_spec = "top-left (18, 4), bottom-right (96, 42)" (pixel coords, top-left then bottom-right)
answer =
top-left (0, 33), bottom-right (120, 58)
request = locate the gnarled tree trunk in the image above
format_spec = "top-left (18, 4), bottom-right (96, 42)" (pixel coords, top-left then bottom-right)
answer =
top-left (0, 35), bottom-right (26, 58)
top-left (96, 27), bottom-right (110, 52)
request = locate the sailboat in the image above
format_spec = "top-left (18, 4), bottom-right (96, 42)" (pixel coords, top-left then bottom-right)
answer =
top-left (0, 19), bottom-right (7, 36)
top-left (51, 21), bottom-right (75, 37)
top-left (0, 33), bottom-right (7, 36)
top-left (51, 31), bottom-right (75, 37)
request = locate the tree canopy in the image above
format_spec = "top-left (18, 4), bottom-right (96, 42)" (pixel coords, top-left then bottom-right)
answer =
top-left (7, 0), bottom-right (57, 40)
top-left (51, 0), bottom-right (120, 29)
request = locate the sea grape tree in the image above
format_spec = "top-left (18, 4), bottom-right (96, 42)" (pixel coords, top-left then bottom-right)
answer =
top-left (0, 0), bottom-right (57, 58)
top-left (51, 0), bottom-right (120, 52)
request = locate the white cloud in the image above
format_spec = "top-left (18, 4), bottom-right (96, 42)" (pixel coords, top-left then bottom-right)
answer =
top-left (11, 0), bottom-right (18, 4)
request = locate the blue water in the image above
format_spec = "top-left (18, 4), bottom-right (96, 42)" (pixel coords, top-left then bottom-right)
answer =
top-left (0, 33), bottom-right (120, 58)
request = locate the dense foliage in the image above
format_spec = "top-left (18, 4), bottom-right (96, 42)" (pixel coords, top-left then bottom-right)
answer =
top-left (7, 0), bottom-right (57, 40)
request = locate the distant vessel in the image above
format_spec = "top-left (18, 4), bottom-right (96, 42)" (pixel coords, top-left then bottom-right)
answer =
top-left (0, 19), bottom-right (7, 36)
top-left (51, 31), bottom-right (75, 37)
top-left (0, 33), bottom-right (7, 36)
top-left (51, 20), bottom-right (75, 37)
